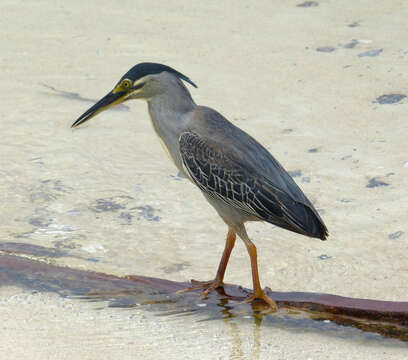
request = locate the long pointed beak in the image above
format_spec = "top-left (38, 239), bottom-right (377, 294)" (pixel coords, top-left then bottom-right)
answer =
top-left (71, 90), bottom-right (127, 128)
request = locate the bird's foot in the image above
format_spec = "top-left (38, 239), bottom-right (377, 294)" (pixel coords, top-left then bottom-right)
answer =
top-left (241, 288), bottom-right (278, 312)
top-left (177, 279), bottom-right (224, 298)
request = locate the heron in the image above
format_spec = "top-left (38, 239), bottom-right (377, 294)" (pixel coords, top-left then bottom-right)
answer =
top-left (72, 63), bottom-right (328, 310)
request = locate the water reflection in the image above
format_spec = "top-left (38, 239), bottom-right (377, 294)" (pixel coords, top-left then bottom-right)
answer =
top-left (0, 252), bottom-right (407, 347)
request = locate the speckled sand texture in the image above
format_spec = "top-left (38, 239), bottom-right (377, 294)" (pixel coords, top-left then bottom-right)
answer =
top-left (1, 0), bottom-right (407, 358)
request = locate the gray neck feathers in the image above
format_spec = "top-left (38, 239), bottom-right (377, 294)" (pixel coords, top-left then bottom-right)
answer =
top-left (147, 76), bottom-right (196, 171)
top-left (148, 77), bottom-right (196, 138)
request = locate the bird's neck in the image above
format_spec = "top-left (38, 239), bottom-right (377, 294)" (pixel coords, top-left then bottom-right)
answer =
top-left (147, 84), bottom-right (196, 171)
top-left (148, 79), bottom-right (196, 114)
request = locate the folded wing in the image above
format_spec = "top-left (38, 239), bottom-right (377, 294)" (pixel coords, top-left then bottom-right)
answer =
top-left (179, 130), bottom-right (328, 240)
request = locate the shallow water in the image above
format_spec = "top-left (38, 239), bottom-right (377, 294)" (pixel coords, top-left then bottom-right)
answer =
top-left (1, 0), bottom-right (408, 358)
top-left (1, 252), bottom-right (407, 348)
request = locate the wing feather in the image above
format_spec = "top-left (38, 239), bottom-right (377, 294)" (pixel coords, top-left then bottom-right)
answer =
top-left (179, 131), bottom-right (327, 239)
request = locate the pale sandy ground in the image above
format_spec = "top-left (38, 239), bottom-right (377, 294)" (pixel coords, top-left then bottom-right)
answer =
top-left (1, 0), bottom-right (408, 359)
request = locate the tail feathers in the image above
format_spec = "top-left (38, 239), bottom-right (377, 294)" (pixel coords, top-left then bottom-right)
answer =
top-left (292, 204), bottom-right (328, 240)
top-left (267, 199), bottom-right (328, 240)
top-left (305, 206), bottom-right (328, 240)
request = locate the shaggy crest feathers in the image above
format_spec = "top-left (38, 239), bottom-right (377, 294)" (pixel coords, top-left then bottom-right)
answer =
top-left (121, 62), bottom-right (197, 88)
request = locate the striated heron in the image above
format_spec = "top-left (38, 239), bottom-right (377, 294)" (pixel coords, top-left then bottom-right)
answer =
top-left (72, 63), bottom-right (328, 310)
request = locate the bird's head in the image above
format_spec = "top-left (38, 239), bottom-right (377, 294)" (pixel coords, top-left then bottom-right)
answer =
top-left (71, 62), bottom-right (197, 128)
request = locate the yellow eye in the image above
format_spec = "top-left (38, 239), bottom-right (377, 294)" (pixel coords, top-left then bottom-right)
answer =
top-left (122, 80), bottom-right (131, 88)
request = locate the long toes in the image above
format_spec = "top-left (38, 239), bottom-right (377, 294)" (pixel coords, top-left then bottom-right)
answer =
top-left (177, 280), bottom-right (222, 295)
top-left (190, 279), bottom-right (212, 285)
top-left (261, 295), bottom-right (278, 311)
top-left (176, 283), bottom-right (210, 294)
top-left (242, 292), bottom-right (278, 312)
top-left (200, 283), bottom-right (221, 298)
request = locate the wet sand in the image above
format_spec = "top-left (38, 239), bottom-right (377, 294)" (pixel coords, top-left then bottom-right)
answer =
top-left (1, 0), bottom-right (407, 358)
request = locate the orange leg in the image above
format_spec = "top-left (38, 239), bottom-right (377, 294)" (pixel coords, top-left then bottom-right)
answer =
top-left (242, 240), bottom-right (277, 311)
top-left (212, 228), bottom-right (236, 285)
top-left (178, 229), bottom-right (236, 297)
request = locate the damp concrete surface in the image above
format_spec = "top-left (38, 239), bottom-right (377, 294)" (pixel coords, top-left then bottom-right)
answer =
top-left (1, 0), bottom-right (407, 359)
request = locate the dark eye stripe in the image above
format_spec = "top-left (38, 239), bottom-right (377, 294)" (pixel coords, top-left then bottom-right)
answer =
top-left (133, 82), bottom-right (145, 90)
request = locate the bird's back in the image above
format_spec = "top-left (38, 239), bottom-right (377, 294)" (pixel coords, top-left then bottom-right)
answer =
top-left (185, 106), bottom-right (328, 240)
